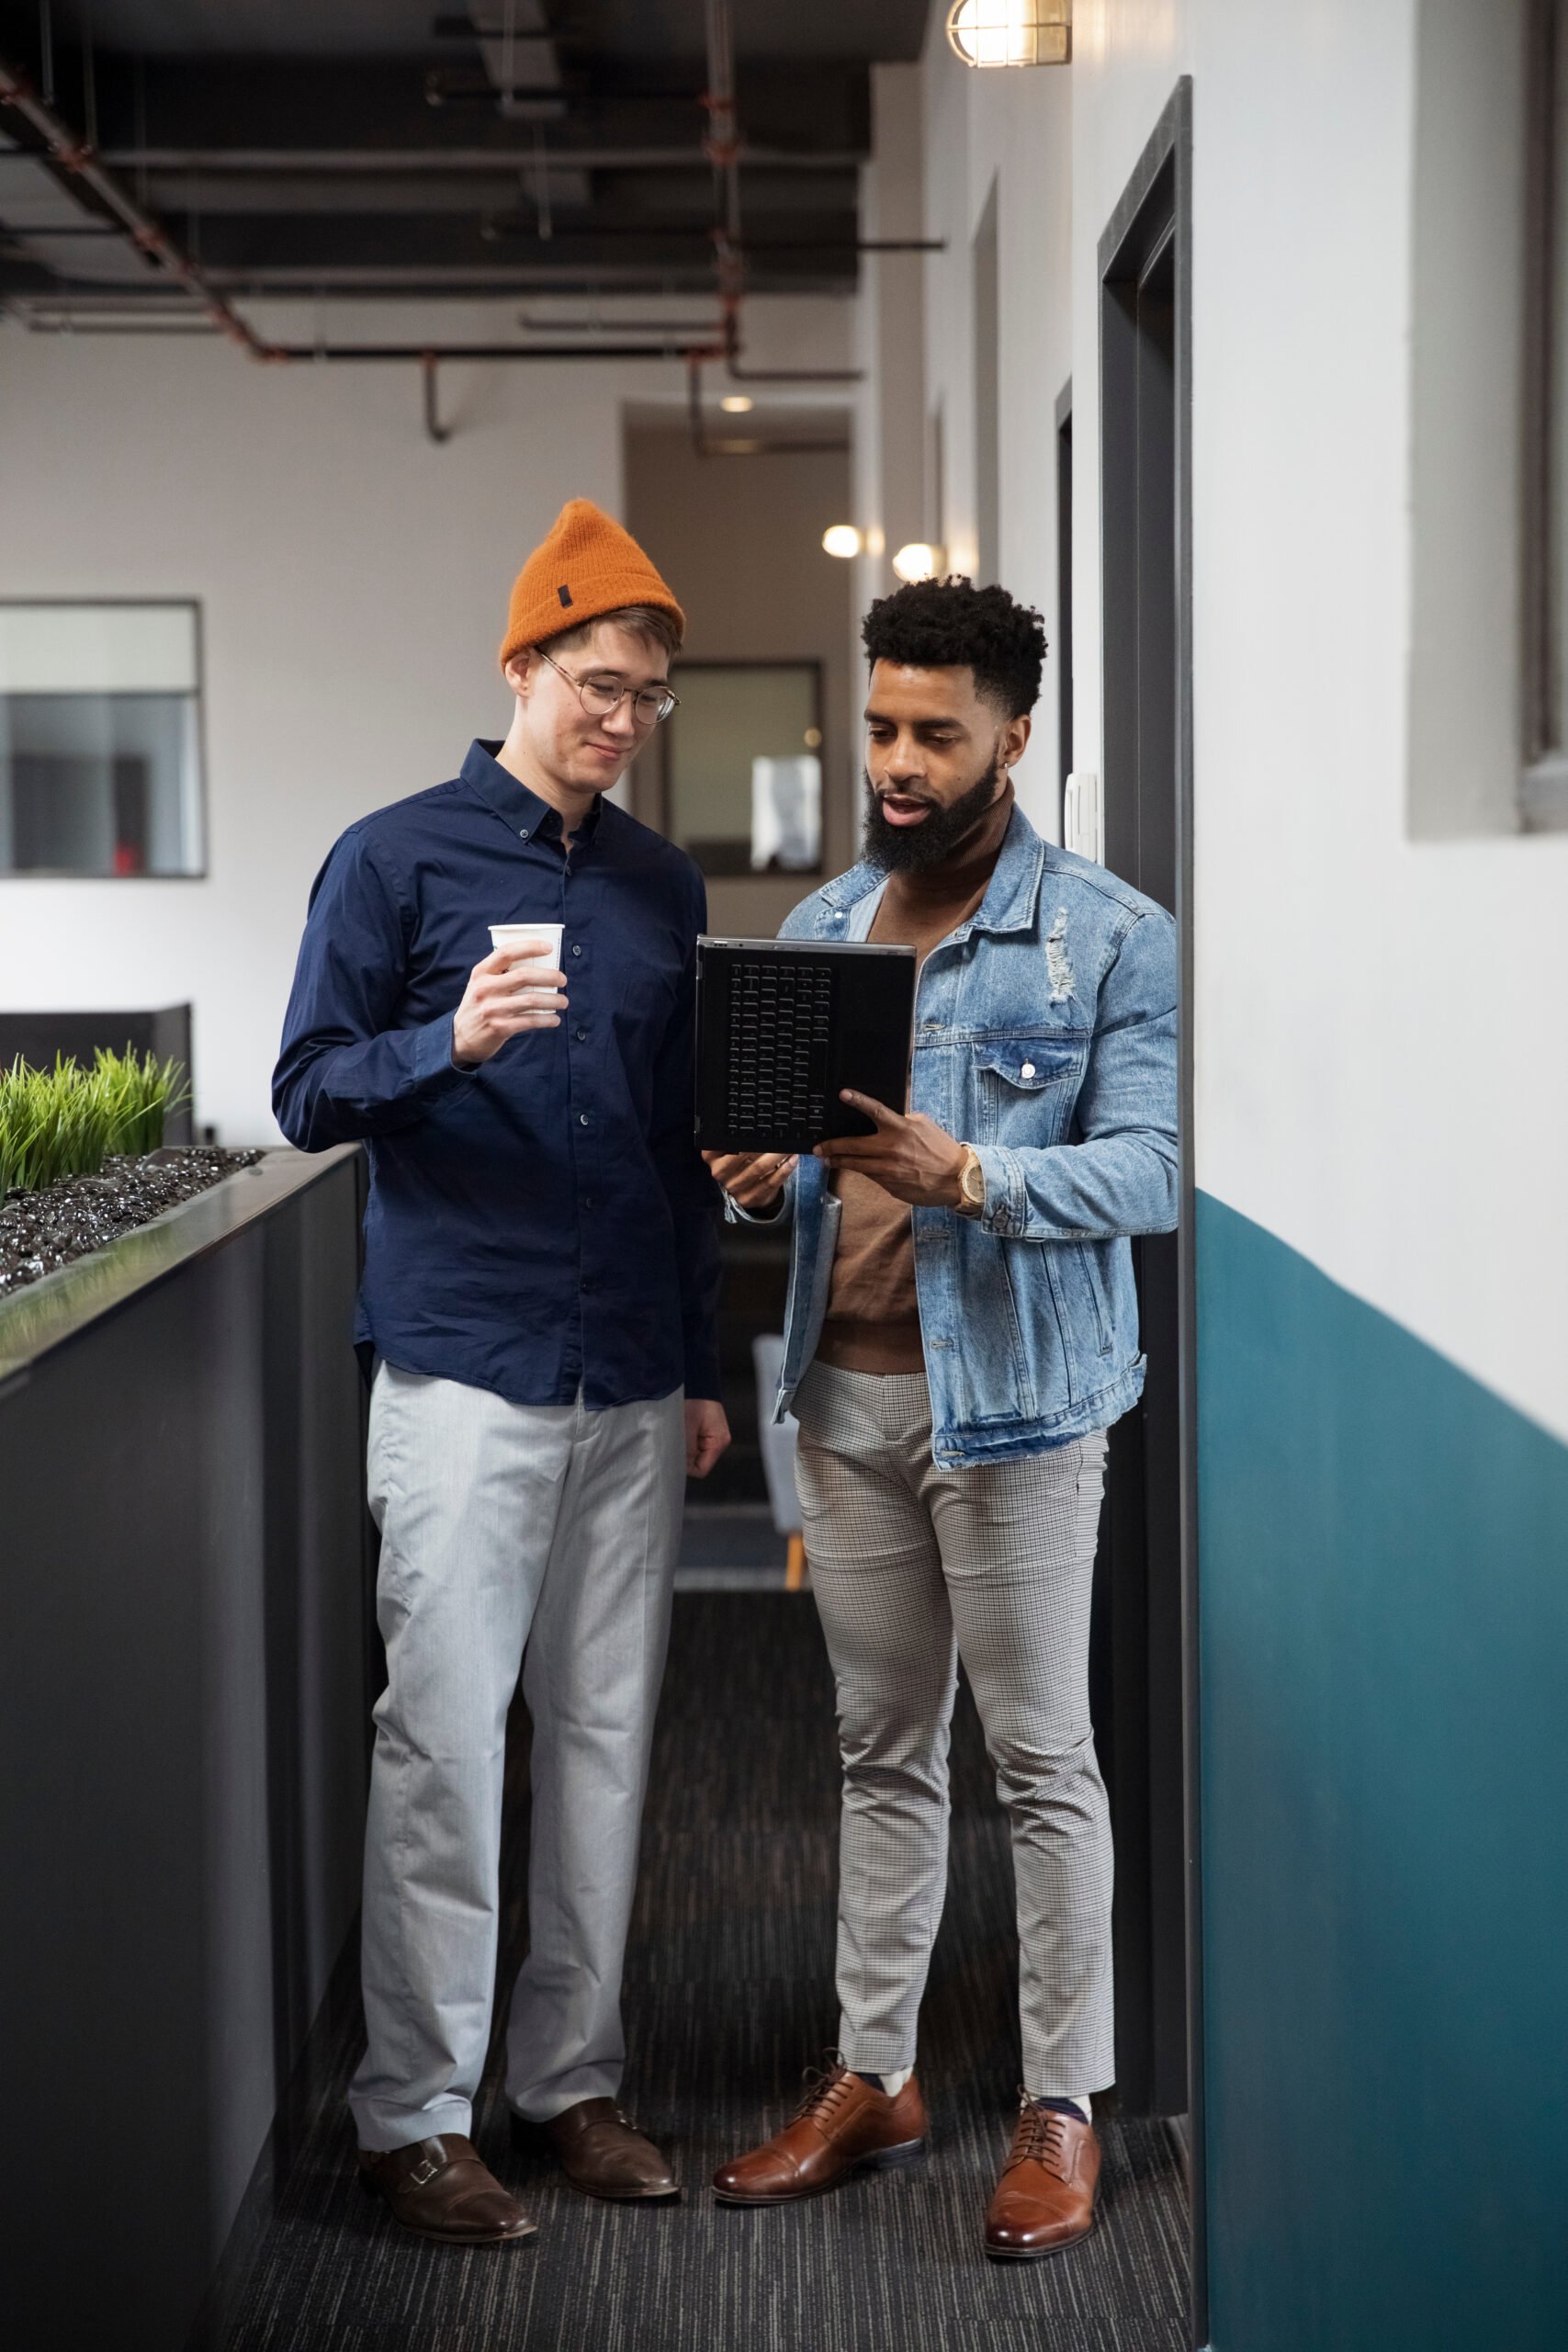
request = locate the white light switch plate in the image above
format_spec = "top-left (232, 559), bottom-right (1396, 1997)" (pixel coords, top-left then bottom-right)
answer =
top-left (1063, 770), bottom-right (1102, 864)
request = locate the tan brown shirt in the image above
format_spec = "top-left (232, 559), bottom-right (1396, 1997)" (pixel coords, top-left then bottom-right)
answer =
top-left (816, 788), bottom-right (1013, 1375)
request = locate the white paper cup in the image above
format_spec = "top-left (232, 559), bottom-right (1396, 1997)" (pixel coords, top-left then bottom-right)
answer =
top-left (490, 922), bottom-right (564, 973)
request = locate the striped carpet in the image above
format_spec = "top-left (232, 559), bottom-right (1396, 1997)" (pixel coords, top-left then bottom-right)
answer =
top-left (221, 1594), bottom-right (1190, 2352)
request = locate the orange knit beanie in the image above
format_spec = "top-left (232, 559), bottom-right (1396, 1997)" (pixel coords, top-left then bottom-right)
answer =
top-left (499, 498), bottom-right (684, 670)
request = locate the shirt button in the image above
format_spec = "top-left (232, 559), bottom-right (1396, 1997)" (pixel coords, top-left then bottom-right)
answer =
top-left (583, 1194), bottom-right (596, 1208)
top-left (1021, 1061), bottom-right (1036, 1079)
top-left (575, 1027), bottom-right (588, 1041)
top-left (578, 1112), bottom-right (591, 1126)
top-left (570, 944), bottom-right (582, 958)
top-left (519, 827), bottom-right (530, 839)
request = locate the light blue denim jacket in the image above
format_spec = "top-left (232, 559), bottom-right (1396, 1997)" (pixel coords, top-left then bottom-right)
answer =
top-left (734, 804), bottom-right (1179, 1467)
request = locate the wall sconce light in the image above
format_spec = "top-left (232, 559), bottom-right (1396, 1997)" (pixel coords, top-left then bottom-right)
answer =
top-left (720, 393), bottom-right (753, 413)
top-left (892, 541), bottom-right (946, 582)
top-left (945, 0), bottom-right (1071, 69)
top-left (822, 525), bottom-right (863, 559)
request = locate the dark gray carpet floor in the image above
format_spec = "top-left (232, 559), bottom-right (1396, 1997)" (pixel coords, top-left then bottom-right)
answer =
top-left (221, 1594), bottom-right (1190, 2352)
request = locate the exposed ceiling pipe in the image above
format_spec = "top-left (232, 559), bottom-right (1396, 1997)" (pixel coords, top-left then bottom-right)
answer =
top-left (0, 45), bottom-right (730, 439)
top-left (697, 0), bottom-right (860, 391)
top-left (0, 51), bottom-right (279, 361)
top-left (96, 145), bottom-right (864, 176)
top-left (682, 352), bottom-right (847, 462)
top-left (421, 349), bottom-right (453, 444)
top-left (0, 21), bottom-right (866, 445)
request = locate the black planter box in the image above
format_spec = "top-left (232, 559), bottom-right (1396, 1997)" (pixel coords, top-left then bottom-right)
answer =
top-left (0, 1144), bottom-right (370, 2349)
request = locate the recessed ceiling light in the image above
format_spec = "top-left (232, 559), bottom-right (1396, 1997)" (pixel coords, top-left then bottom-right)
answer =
top-left (720, 394), bottom-right (754, 413)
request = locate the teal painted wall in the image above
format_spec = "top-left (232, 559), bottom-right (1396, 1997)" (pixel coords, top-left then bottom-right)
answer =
top-left (1197, 1194), bottom-right (1568, 2352)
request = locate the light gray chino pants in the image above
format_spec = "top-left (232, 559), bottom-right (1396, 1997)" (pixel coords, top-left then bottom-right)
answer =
top-left (348, 1363), bottom-right (685, 2152)
top-left (793, 1361), bottom-right (1115, 2098)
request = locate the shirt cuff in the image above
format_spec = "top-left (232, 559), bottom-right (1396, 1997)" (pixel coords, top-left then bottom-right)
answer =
top-left (974, 1144), bottom-right (1027, 1237)
top-left (433, 1014), bottom-right (481, 1081)
top-left (722, 1170), bottom-right (794, 1226)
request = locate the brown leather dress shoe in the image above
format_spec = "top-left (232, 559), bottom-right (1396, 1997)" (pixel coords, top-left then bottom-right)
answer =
top-left (713, 2057), bottom-right (928, 2206)
top-left (984, 2098), bottom-right (1100, 2260)
top-left (357, 2135), bottom-right (537, 2245)
top-left (512, 2097), bottom-right (681, 2201)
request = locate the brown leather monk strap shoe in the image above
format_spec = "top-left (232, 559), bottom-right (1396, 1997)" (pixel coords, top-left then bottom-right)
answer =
top-left (512, 2097), bottom-right (681, 2201)
top-left (984, 2096), bottom-right (1100, 2260)
top-left (357, 2134), bottom-right (537, 2245)
top-left (713, 2054), bottom-right (928, 2206)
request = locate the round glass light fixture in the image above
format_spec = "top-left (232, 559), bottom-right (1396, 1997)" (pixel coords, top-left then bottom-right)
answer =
top-left (892, 541), bottom-right (945, 582)
top-left (720, 393), bottom-right (754, 413)
top-left (821, 524), bottom-right (863, 560)
top-left (945, 0), bottom-right (1071, 69)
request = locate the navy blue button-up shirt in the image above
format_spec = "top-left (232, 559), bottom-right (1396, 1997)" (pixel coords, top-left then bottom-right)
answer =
top-left (273, 740), bottom-right (722, 1408)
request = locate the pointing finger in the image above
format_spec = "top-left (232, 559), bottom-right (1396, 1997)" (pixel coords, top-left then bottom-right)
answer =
top-left (840, 1089), bottom-right (902, 1128)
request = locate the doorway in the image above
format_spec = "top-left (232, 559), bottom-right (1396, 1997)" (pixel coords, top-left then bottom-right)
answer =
top-left (1094, 75), bottom-right (1203, 2346)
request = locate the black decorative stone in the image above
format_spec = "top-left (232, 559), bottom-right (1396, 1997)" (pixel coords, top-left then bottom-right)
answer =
top-left (0, 1147), bottom-right (264, 1297)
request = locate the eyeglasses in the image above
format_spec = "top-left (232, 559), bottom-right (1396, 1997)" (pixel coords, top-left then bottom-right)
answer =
top-left (536, 646), bottom-right (680, 729)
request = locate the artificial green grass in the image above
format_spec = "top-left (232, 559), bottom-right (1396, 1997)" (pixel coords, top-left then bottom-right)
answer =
top-left (0, 1049), bottom-right (190, 1204)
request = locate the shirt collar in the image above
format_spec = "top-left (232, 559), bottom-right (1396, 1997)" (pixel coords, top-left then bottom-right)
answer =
top-left (461, 739), bottom-right (603, 844)
top-left (969, 802), bottom-right (1043, 934)
top-left (819, 802), bottom-right (1043, 933)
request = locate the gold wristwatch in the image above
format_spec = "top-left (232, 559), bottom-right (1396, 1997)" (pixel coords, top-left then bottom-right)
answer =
top-left (956, 1144), bottom-right (986, 1216)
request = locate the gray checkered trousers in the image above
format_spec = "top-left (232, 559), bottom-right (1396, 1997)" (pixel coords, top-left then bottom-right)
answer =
top-left (792, 1360), bottom-right (1114, 2097)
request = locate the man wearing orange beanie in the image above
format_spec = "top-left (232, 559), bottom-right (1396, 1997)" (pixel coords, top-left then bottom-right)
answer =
top-left (275, 499), bottom-right (728, 2245)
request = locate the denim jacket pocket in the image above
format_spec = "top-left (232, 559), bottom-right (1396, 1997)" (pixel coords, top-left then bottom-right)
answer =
top-left (969, 1039), bottom-right (1081, 1147)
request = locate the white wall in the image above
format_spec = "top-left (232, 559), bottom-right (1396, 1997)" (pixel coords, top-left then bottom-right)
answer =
top-left (852, 62), bottom-right (928, 764)
top-left (911, 1), bottom-right (1568, 1443)
top-left (919, 41), bottom-right (1073, 838)
top-left (0, 296), bottom-right (851, 1142)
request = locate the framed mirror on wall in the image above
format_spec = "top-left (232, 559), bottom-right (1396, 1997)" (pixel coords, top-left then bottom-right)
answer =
top-left (657, 660), bottom-right (823, 878)
top-left (0, 601), bottom-right (207, 878)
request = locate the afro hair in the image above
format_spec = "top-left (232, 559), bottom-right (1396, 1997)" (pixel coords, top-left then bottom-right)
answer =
top-left (861, 576), bottom-right (1046, 719)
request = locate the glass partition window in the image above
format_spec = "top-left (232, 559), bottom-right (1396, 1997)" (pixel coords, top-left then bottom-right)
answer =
top-left (0, 603), bottom-right (206, 876)
top-left (661, 662), bottom-right (822, 877)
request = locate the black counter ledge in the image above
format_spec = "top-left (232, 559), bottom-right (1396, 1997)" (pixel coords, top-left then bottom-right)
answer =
top-left (0, 1142), bottom-right (361, 1392)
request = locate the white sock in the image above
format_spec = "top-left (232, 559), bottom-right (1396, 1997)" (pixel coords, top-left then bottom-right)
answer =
top-left (854, 2064), bottom-right (914, 2096)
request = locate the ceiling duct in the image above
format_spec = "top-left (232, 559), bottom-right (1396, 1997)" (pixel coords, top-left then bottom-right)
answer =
top-left (0, 3), bottom-right (868, 443)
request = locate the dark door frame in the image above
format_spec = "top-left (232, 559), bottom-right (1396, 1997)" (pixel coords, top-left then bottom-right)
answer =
top-left (1097, 75), bottom-right (1204, 2348)
top-left (1055, 376), bottom-right (1074, 841)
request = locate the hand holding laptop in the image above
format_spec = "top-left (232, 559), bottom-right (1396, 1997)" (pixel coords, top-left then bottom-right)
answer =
top-left (705, 1088), bottom-right (969, 1214)
top-left (702, 1148), bottom-right (797, 1215)
top-left (694, 937), bottom-right (917, 1154)
top-left (813, 1090), bottom-right (970, 1209)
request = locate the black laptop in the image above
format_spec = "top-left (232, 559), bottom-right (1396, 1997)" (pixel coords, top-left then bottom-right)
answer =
top-left (694, 936), bottom-right (918, 1154)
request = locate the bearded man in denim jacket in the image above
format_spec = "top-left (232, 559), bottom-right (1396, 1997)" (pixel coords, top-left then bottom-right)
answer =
top-left (705, 579), bottom-right (1178, 2261)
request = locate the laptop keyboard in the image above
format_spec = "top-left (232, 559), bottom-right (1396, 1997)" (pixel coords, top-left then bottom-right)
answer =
top-left (727, 958), bottom-right (834, 1139)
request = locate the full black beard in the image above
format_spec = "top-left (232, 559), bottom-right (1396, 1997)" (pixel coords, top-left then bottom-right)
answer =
top-left (862, 752), bottom-right (1007, 874)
